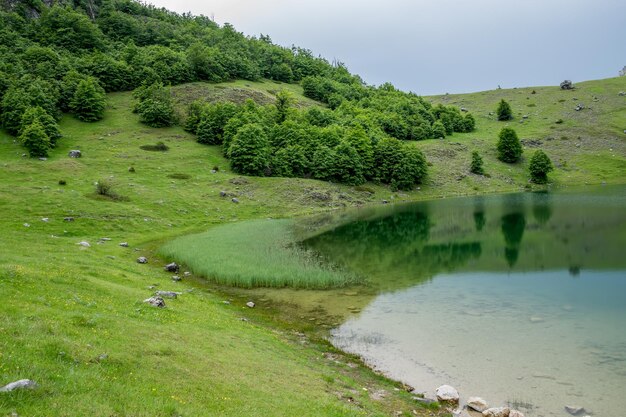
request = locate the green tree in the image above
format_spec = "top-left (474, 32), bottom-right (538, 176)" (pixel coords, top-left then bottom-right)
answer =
top-left (463, 113), bottom-right (476, 132)
top-left (134, 83), bottom-right (176, 128)
top-left (332, 141), bottom-right (365, 185)
top-left (70, 78), bottom-right (106, 122)
top-left (391, 146), bottom-right (427, 191)
top-left (470, 151), bottom-right (484, 175)
top-left (344, 126), bottom-right (374, 173)
top-left (496, 99), bottom-right (513, 121)
top-left (228, 123), bottom-right (270, 176)
top-left (196, 102), bottom-right (239, 145)
top-left (528, 150), bottom-right (554, 184)
top-left (0, 77), bottom-right (59, 136)
top-left (496, 127), bottom-right (523, 163)
top-left (431, 120), bottom-right (446, 139)
top-left (19, 107), bottom-right (61, 147)
top-left (274, 90), bottom-right (293, 124)
top-left (19, 121), bottom-right (51, 157)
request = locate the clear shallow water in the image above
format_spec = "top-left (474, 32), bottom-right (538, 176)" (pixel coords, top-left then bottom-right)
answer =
top-left (302, 186), bottom-right (626, 417)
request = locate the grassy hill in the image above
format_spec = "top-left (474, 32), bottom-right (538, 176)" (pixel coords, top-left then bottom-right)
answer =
top-left (0, 77), bottom-right (624, 416)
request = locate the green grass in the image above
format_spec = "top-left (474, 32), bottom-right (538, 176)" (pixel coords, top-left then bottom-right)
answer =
top-left (160, 219), bottom-right (357, 288)
top-left (0, 76), bottom-right (624, 416)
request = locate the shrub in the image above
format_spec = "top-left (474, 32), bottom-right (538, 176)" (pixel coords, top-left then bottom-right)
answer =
top-left (391, 146), bottom-right (427, 191)
top-left (196, 102), bottom-right (239, 145)
top-left (529, 150), bottom-right (553, 184)
top-left (70, 78), bottom-right (106, 122)
top-left (332, 141), bottom-right (365, 185)
top-left (431, 120), bottom-right (446, 139)
top-left (496, 99), bottom-right (513, 121)
top-left (227, 123), bottom-right (270, 176)
top-left (497, 127), bottom-right (523, 163)
top-left (140, 142), bottom-right (169, 151)
top-left (19, 107), bottom-right (61, 147)
top-left (463, 113), bottom-right (476, 132)
top-left (19, 121), bottom-right (51, 157)
top-left (134, 83), bottom-right (176, 128)
top-left (470, 151), bottom-right (484, 175)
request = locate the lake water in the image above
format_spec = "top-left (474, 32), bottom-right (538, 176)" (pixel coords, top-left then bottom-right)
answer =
top-left (302, 186), bottom-right (626, 417)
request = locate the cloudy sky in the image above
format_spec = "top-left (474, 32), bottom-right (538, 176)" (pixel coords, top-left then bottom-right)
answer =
top-left (147, 0), bottom-right (626, 95)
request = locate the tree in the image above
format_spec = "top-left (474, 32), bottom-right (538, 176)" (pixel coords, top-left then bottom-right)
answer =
top-left (497, 127), bottom-right (523, 163)
top-left (496, 99), bottom-right (513, 121)
top-left (19, 121), bottom-right (51, 157)
top-left (70, 78), bottom-right (106, 122)
top-left (274, 90), bottom-right (293, 124)
top-left (528, 150), bottom-right (553, 184)
top-left (463, 113), bottom-right (476, 132)
top-left (196, 102), bottom-right (239, 145)
top-left (332, 141), bottom-right (365, 185)
top-left (134, 83), bottom-right (176, 128)
top-left (470, 151), bottom-right (484, 175)
top-left (391, 146), bottom-right (427, 191)
top-left (19, 107), bottom-right (62, 147)
top-left (227, 123), bottom-right (270, 176)
top-left (431, 120), bottom-right (446, 139)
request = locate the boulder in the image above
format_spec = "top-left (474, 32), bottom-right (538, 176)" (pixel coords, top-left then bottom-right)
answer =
top-left (77, 241), bottom-right (90, 247)
top-left (143, 296), bottom-right (165, 308)
top-left (435, 385), bottom-right (459, 403)
top-left (164, 262), bottom-right (179, 273)
top-left (119, 242), bottom-right (129, 247)
top-left (155, 291), bottom-right (180, 299)
top-left (509, 410), bottom-right (524, 417)
top-left (246, 301), bottom-right (255, 308)
top-left (38, 157), bottom-right (47, 161)
top-left (467, 397), bottom-right (489, 412)
top-left (482, 407), bottom-right (510, 417)
top-left (564, 406), bottom-right (587, 416)
top-left (63, 217), bottom-right (74, 222)
top-left (575, 104), bottom-right (585, 111)
top-left (137, 257), bottom-right (148, 264)
top-left (219, 191), bottom-right (227, 197)
top-left (619, 91), bottom-right (626, 96)
top-left (68, 150), bottom-right (81, 158)
top-left (0, 379), bottom-right (37, 392)
top-left (171, 275), bottom-right (182, 282)
top-left (560, 80), bottom-right (574, 90)
top-left (232, 197), bottom-right (240, 204)
top-left (183, 271), bottom-right (191, 277)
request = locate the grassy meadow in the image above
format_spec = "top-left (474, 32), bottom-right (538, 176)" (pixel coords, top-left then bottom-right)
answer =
top-left (0, 77), bottom-right (624, 416)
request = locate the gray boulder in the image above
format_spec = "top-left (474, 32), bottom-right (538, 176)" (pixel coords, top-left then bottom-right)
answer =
top-left (560, 80), bottom-right (574, 90)
top-left (119, 242), bottom-right (129, 247)
top-left (155, 291), bottom-right (180, 299)
top-left (137, 257), bottom-right (148, 264)
top-left (232, 197), bottom-right (239, 204)
top-left (143, 296), bottom-right (165, 308)
top-left (564, 406), bottom-right (587, 416)
top-left (482, 407), bottom-right (510, 417)
top-left (68, 150), bottom-right (82, 158)
top-left (171, 275), bottom-right (181, 282)
top-left (435, 385), bottom-right (459, 403)
top-left (77, 241), bottom-right (91, 247)
top-left (467, 397), bottom-right (489, 412)
top-left (509, 410), bottom-right (525, 417)
top-left (575, 104), bottom-right (585, 111)
top-left (0, 379), bottom-right (37, 392)
top-left (164, 262), bottom-right (179, 273)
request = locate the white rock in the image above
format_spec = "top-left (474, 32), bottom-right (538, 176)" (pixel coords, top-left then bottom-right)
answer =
top-left (467, 396), bottom-right (489, 412)
top-left (509, 410), bottom-right (524, 417)
top-left (0, 379), bottom-right (37, 392)
top-left (482, 407), bottom-right (510, 417)
top-left (41, 218), bottom-right (49, 222)
top-left (77, 241), bottom-right (91, 247)
top-left (435, 385), bottom-right (459, 403)
top-left (246, 301), bottom-right (255, 308)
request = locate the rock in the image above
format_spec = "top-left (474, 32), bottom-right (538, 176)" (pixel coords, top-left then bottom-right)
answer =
top-left (482, 407), bottom-right (510, 417)
top-left (219, 190), bottom-right (227, 197)
top-left (232, 197), bottom-right (239, 204)
top-left (619, 91), bottom-right (626, 96)
top-left (0, 379), bottom-right (38, 392)
top-left (435, 385), bottom-right (459, 403)
top-left (164, 262), bottom-right (179, 273)
top-left (522, 115), bottom-right (529, 119)
top-left (171, 275), bottom-right (181, 281)
top-left (246, 301), bottom-right (255, 308)
top-left (575, 104), bottom-right (584, 111)
top-left (68, 150), bottom-right (81, 158)
top-left (460, 107), bottom-right (468, 112)
top-left (183, 271), bottom-right (191, 277)
top-left (452, 409), bottom-right (472, 417)
top-left (560, 80), bottom-right (574, 90)
top-left (63, 217), bottom-right (74, 222)
top-left (509, 410), bottom-right (524, 417)
top-left (38, 157), bottom-right (47, 161)
top-left (99, 237), bottom-right (111, 242)
top-left (119, 242), bottom-right (129, 247)
top-left (77, 241), bottom-right (90, 247)
top-left (23, 223), bottom-right (30, 227)
top-left (41, 217), bottom-right (49, 222)
top-left (564, 406), bottom-right (587, 416)
top-left (382, 200), bottom-right (389, 204)
top-left (467, 397), bottom-right (489, 412)
top-left (137, 257), bottom-right (148, 264)
top-left (155, 290), bottom-right (180, 298)
top-left (143, 296), bottom-right (165, 308)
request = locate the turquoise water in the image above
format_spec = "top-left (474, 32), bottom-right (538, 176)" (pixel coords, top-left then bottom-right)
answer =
top-left (303, 186), bottom-right (626, 416)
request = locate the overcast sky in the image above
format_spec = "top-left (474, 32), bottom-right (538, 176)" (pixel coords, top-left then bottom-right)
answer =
top-left (147, 0), bottom-right (626, 95)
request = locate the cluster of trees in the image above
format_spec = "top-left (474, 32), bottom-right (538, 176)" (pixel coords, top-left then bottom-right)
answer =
top-left (185, 95), bottom-right (428, 190)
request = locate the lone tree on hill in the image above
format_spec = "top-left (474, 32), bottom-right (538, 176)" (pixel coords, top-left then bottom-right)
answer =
top-left (496, 99), bottom-right (513, 121)
top-left (529, 150), bottom-right (553, 184)
top-left (470, 151), bottom-right (485, 175)
top-left (496, 127), bottom-right (523, 163)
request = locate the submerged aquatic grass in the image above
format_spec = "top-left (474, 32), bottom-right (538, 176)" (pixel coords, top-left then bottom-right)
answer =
top-left (160, 219), bottom-right (357, 289)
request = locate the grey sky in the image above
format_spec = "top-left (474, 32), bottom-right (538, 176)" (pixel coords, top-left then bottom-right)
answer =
top-left (147, 0), bottom-right (626, 95)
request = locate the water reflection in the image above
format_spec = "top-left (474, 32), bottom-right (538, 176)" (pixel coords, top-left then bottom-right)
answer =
top-left (501, 212), bottom-right (526, 267)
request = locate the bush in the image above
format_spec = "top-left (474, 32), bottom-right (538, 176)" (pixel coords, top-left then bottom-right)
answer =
top-left (470, 151), bottom-right (484, 175)
top-left (70, 78), bottom-right (106, 122)
top-left (529, 150), bottom-right (553, 184)
top-left (332, 141), bottom-right (365, 185)
top-left (228, 123), bottom-right (270, 176)
top-left (19, 107), bottom-right (61, 147)
top-left (496, 99), bottom-right (513, 121)
top-left (196, 102), bottom-right (239, 145)
top-left (134, 83), bottom-right (176, 128)
top-left (497, 127), bottom-right (523, 163)
top-left (463, 113), bottom-right (476, 132)
top-left (431, 120), bottom-right (446, 139)
top-left (19, 121), bottom-right (51, 157)
top-left (391, 146), bottom-right (427, 191)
